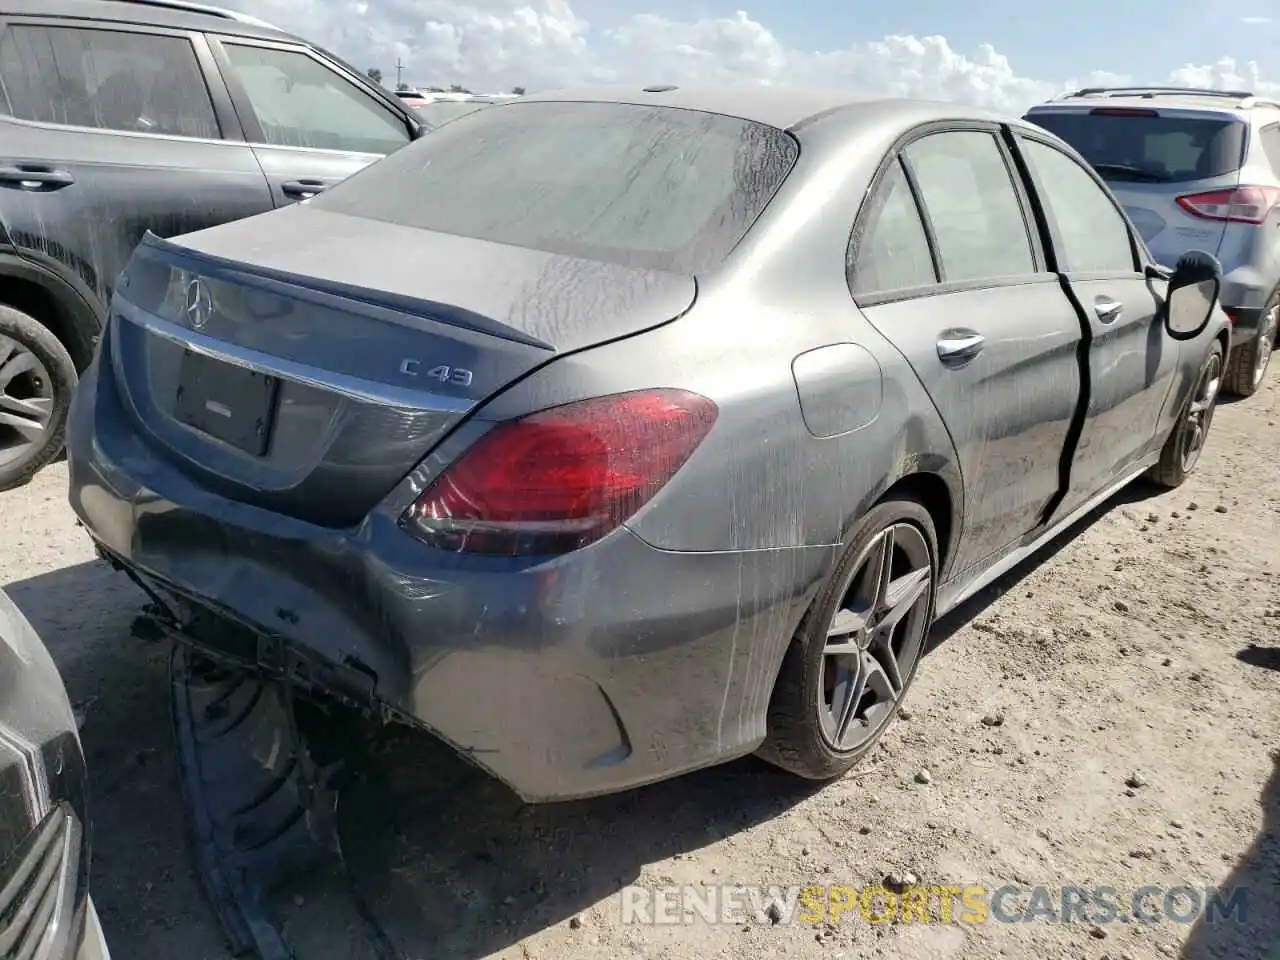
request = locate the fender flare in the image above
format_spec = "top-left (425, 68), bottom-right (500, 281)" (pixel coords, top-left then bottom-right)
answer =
top-left (0, 251), bottom-right (105, 370)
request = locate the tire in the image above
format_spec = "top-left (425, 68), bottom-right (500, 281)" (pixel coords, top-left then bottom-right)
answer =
top-left (1147, 339), bottom-right (1224, 489)
top-left (757, 496), bottom-right (938, 781)
top-left (0, 304), bottom-right (77, 492)
top-left (1222, 290), bottom-right (1277, 398)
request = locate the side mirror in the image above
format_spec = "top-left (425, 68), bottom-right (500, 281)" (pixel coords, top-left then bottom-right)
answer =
top-left (1164, 250), bottom-right (1222, 341)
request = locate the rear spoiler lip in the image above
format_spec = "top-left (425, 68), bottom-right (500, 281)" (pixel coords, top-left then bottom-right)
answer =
top-left (134, 231), bottom-right (557, 352)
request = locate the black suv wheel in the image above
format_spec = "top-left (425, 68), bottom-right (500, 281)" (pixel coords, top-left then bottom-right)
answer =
top-left (0, 305), bottom-right (77, 491)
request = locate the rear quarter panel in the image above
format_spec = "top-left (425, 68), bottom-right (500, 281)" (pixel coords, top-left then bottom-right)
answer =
top-left (466, 113), bottom-right (965, 563)
top-left (475, 283), bottom-right (961, 557)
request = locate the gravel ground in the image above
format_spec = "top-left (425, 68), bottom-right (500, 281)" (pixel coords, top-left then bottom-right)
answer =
top-left (0, 374), bottom-right (1276, 960)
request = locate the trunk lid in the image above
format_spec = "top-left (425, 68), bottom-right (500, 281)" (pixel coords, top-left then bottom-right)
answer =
top-left (109, 205), bottom-right (697, 528)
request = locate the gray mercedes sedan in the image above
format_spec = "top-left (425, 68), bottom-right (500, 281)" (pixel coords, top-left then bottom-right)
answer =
top-left (66, 85), bottom-right (1228, 802)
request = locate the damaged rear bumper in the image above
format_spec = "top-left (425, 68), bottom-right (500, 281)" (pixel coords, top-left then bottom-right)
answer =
top-left (67, 356), bottom-right (831, 801)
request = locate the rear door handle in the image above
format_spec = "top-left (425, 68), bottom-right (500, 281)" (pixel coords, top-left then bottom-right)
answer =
top-left (937, 329), bottom-right (986, 365)
top-left (0, 165), bottom-right (75, 190)
top-left (1094, 297), bottom-right (1123, 323)
top-left (280, 179), bottom-right (328, 198)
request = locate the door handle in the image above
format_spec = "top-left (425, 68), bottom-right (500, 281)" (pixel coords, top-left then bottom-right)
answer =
top-left (1094, 297), bottom-right (1123, 324)
top-left (0, 165), bottom-right (75, 190)
top-left (281, 179), bottom-right (328, 198)
top-left (937, 329), bottom-right (986, 365)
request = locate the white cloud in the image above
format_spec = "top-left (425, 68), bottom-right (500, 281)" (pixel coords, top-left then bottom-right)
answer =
top-left (228, 1), bottom-right (1280, 110)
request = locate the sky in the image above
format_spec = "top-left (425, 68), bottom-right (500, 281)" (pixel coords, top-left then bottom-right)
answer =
top-left (223, 0), bottom-right (1280, 112)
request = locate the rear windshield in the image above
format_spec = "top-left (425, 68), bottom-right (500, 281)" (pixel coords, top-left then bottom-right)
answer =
top-left (1026, 110), bottom-right (1246, 183)
top-left (310, 100), bottom-right (800, 273)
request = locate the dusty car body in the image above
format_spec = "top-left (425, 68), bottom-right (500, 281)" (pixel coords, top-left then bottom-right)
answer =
top-left (0, 0), bottom-right (425, 491)
top-left (67, 85), bottom-right (1229, 802)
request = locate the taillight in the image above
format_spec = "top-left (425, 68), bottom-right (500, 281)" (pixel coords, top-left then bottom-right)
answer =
top-left (1175, 186), bottom-right (1280, 224)
top-left (401, 389), bottom-right (718, 556)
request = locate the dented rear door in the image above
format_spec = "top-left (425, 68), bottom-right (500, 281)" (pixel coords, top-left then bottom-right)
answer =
top-left (853, 129), bottom-right (1085, 579)
top-left (1012, 131), bottom-right (1178, 518)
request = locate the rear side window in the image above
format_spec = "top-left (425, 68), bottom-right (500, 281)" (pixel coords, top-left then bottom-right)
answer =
top-left (310, 100), bottom-right (800, 274)
top-left (850, 159), bottom-right (936, 295)
top-left (0, 25), bottom-right (219, 138)
top-left (1026, 110), bottom-right (1246, 184)
top-left (221, 43), bottom-right (410, 155)
top-left (903, 130), bottom-right (1036, 282)
top-left (1020, 139), bottom-right (1136, 274)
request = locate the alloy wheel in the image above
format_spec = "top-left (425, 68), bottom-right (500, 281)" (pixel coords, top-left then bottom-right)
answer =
top-left (819, 522), bottom-right (932, 751)
top-left (1178, 349), bottom-right (1222, 473)
top-left (0, 335), bottom-right (54, 470)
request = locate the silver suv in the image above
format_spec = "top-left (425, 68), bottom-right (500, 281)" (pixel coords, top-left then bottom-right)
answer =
top-left (1025, 86), bottom-right (1279, 396)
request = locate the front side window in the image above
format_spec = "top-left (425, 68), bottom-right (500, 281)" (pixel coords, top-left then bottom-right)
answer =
top-left (850, 159), bottom-right (937, 295)
top-left (310, 100), bottom-right (800, 274)
top-left (904, 131), bottom-right (1036, 283)
top-left (221, 43), bottom-right (410, 155)
top-left (0, 25), bottom-right (219, 138)
top-left (1020, 138), bottom-right (1136, 274)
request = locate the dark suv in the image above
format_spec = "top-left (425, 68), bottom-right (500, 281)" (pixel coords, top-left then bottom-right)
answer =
top-left (0, 0), bottom-right (425, 490)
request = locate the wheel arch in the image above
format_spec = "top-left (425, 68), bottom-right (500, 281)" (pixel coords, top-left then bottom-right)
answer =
top-left (754, 460), bottom-right (962, 737)
top-left (876, 471), bottom-right (956, 578)
top-left (1215, 324), bottom-right (1231, 361)
top-left (0, 254), bottom-right (104, 372)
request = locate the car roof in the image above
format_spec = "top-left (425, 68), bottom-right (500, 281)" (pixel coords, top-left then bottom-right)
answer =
top-left (517, 83), bottom-right (1009, 132)
top-left (1029, 88), bottom-right (1280, 119)
top-left (0, 0), bottom-right (297, 42)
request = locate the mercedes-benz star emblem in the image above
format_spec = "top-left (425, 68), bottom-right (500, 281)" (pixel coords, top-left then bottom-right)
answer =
top-left (184, 277), bottom-right (213, 331)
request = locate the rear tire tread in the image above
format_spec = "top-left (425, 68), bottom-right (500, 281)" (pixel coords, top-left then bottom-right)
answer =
top-left (1224, 338), bottom-right (1263, 397)
top-left (1222, 291), bottom-right (1277, 398)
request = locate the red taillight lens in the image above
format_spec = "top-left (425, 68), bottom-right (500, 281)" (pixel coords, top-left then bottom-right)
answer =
top-left (1175, 186), bottom-right (1280, 225)
top-left (401, 389), bottom-right (718, 556)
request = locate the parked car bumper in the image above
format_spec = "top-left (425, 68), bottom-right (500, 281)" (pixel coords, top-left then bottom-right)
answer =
top-left (0, 590), bottom-right (106, 959)
top-left (77, 899), bottom-right (111, 960)
top-left (66, 351), bottom-right (832, 801)
top-left (1219, 267), bottom-right (1275, 337)
top-left (1222, 304), bottom-right (1267, 340)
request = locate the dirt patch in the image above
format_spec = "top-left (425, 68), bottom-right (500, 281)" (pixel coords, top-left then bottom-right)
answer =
top-left (1, 374), bottom-right (1276, 960)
